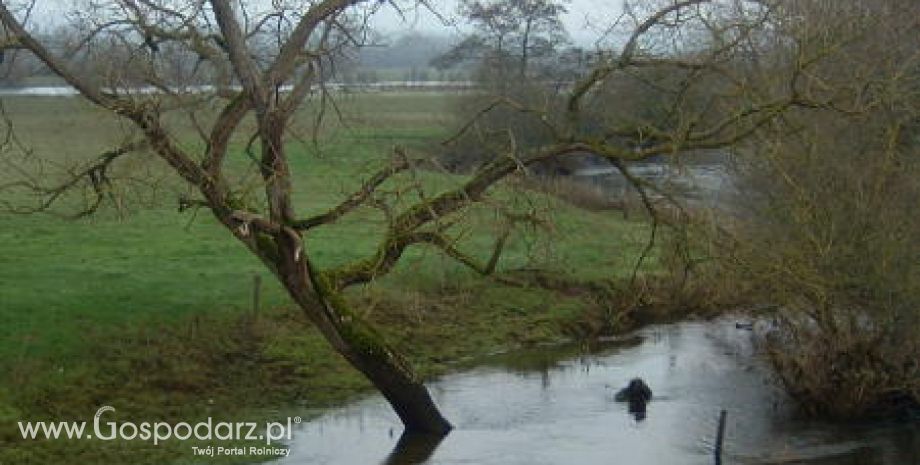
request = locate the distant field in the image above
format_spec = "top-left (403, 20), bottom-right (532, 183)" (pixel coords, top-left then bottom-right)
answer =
top-left (0, 92), bottom-right (651, 360)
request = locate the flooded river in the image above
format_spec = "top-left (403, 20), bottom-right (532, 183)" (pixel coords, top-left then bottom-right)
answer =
top-left (271, 319), bottom-right (919, 465)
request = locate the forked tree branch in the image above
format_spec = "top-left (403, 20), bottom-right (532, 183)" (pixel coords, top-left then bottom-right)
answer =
top-left (326, 142), bottom-right (589, 288)
top-left (567, 0), bottom-right (710, 116)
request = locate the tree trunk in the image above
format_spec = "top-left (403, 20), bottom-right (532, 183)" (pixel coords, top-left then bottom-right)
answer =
top-left (272, 243), bottom-right (453, 435)
top-left (237, 119), bottom-right (452, 435)
top-left (347, 347), bottom-right (453, 434)
top-left (292, 282), bottom-right (452, 434)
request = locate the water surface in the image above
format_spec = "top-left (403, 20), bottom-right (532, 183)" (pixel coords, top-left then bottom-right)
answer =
top-left (273, 320), bottom-right (920, 465)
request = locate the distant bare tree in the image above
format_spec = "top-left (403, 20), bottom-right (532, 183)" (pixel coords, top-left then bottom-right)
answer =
top-left (434, 0), bottom-right (569, 87)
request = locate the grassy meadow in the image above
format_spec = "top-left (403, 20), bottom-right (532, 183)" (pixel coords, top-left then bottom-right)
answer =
top-left (0, 92), bottom-right (659, 463)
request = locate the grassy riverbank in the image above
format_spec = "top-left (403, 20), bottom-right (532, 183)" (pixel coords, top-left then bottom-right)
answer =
top-left (0, 93), bottom-right (669, 464)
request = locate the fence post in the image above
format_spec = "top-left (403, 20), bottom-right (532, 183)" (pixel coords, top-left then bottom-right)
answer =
top-left (251, 274), bottom-right (262, 317)
top-left (714, 409), bottom-right (727, 465)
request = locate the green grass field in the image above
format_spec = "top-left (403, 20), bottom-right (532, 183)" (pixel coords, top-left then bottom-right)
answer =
top-left (0, 92), bottom-right (658, 463)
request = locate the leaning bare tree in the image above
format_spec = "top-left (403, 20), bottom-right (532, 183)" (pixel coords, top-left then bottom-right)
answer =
top-left (0, 0), bottom-right (829, 433)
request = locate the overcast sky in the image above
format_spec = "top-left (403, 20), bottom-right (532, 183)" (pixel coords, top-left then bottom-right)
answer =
top-left (35, 0), bottom-right (626, 45)
top-left (373, 0), bottom-right (625, 45)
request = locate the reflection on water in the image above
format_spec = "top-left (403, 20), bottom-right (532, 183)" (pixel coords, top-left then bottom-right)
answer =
top-left (574, 163), bottom-right (738, 211)
top-left (272, 320), bottom-right (920, 465)
top-left (381, 433), bottom-right (444, 465)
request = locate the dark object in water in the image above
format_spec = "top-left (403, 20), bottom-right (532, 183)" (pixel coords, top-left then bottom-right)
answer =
top-left (615, 378), bottom-right (653, 421)
top-left (735, 321), bottom-right (754, 330)
top-left (615, 378), bottom-right (653, 403)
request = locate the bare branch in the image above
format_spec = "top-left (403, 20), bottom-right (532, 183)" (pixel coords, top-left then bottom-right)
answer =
top-left (209, 0), bottom-right (268, 111)
top-left (202, 91), bottom-right (250, 177)
top-left (0, 139), bottom-right (147, 218)
top-left (292, 148), bottom-right (417, 230)
top-left (567, 0), bottom-right (710, 117)
top-left (0, 4), bottom-right (125, 110)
